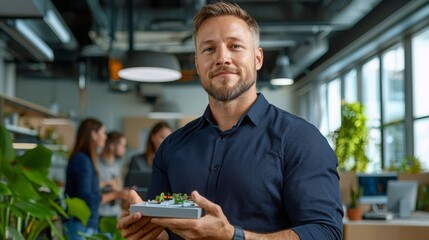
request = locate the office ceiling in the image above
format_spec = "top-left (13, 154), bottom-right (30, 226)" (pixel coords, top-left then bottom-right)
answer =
top-left (0, 0), bottom-right (392, 86)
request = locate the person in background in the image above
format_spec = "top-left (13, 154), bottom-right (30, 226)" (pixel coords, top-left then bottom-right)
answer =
top-left (98, 131), bottom-right (129, 218)
top-left (123, 122), bottom-right (173, 199)
top-left (64, 118), bottom-right (106, 240)
top-left (127, 121), bottom-right (173, 173)
top-left (117, 2), bottom-right (343, 240)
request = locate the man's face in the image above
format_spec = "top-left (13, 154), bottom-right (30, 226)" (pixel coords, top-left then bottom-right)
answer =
top-left (194, 15), bottom-right (263, 102)
top-left (114, 137), bottom-right (127, 158)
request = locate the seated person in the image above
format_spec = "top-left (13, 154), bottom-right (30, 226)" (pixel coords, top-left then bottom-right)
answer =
top-left (124, 122), bottom-right (172, 190)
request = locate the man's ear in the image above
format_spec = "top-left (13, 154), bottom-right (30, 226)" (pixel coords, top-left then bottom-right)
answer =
top-left (195, 54), bottom-right (200, 75)
top-left (255, 47), bottom-right (263, 71)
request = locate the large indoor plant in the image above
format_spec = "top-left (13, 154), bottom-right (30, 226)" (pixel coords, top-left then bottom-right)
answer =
top-left (333, 101), bottom-right (370, 172)
top-left (0, 126), bottom-right (90, 239)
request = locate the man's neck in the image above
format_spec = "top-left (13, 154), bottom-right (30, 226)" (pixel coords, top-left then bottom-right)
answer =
top-left (101, 152), bottom-right (115, 165)
top-left (209, 89), bottom-right (258, 131)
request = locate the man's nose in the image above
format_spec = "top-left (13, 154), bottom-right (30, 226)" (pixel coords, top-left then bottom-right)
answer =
top-left (215, 46), bottom-right (231, 65)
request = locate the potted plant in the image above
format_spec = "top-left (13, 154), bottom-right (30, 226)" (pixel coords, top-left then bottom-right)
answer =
top-left (0, 126), bottom-right (90, 239)
top-left (347, 186), bottom-right (363, 221)
top-left (333, 101), bottom-right (370, 173)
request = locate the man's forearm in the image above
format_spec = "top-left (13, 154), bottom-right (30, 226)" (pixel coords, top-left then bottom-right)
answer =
top-left (244, 229), bottom-right (300, 240)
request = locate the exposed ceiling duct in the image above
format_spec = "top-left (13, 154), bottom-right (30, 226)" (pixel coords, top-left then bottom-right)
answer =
top-left (1, 0), bottom-right (385, 85)
top-left (0, 0), bottom-right (78, 62)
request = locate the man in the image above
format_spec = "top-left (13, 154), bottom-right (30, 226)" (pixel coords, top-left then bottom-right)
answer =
top-left (117, 2), bottom-right (343, 240)
top-left (98, 131), bottom-right (129, 219)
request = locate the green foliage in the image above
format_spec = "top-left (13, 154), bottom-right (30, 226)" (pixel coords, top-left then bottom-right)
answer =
top-left (349, 186), bottom-right (363, 208)
top-left (95, 216), bottom-right (125, 240)
top-left (155, 192), bottom-right (165, 203)
top-left (417, 185), bottom-right (429, 212)
top-left (0, 126), bottom-right (61, 239)
top-left (173, 193), bottom-right (189, 204)
top-left (386, 156), bottom-right (426, 173)
top-left (333, 102), bottom-right (370, 172)
top-left (65, 197), bottom-right (91, 226)
top-left (0, 125), bottom-right (91, 239)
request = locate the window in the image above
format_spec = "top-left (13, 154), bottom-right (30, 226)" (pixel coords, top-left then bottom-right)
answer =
top-left (381, 45), bottom-right (406, 168)
top-left (382, 46), bottom-right (405, 123)
top-left (362, 57), bottom-right (381, 171)
top-left (412, 28), bottom-right (429, 118)
top-left (362, 58), bottom-right (381, 127)
top-left (414, 120), bottom-right (429, 169)
top-left (327, 78), bottom-right (341, 134)
top-left (344, 69), bottom-right (358, 103)
top-left (320, 83), bottom-right (328, 137)
top-left (412, 27), bottom-right (429, 168)
top-left (303, 15), bottom-right (429, 172)
top-left (319, 79), bottom-right (341, 147)
top-left (383, 124), bottom-right (405, 168)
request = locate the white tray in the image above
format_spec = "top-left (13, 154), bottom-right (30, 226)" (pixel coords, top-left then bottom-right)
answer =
top-left (130, 200), bottom-right (202, 219)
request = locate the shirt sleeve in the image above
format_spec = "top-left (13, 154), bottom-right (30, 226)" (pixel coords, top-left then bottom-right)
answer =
top-left (284, 121), bottom-right (343, 240)
top-left (69, 154), bottom-right (101, 211)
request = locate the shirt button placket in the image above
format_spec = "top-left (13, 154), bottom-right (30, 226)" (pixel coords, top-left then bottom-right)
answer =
top-left (206, 135), bottom-right (226, 200)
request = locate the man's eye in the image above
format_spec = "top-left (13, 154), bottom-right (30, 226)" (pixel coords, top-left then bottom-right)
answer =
top-left (232, 44), bottom-right (241, 49)
top-left (203, 47), bottom-right (214, 53)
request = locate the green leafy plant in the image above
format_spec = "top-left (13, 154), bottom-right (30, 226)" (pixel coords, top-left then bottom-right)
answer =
top-left (173, 193), bottom-right (189, 204)
top-left (333, 101), bottom-right (370, 172)
top-left (349, 186), bottom-right (363, 209)
top-left (416, 185), bottom-right (429, 212)
top-left (0, 125), bottom-right (90, 239)
top-left (386, 156), bottom-right (426, 173)
top-left (0, 126), bottom-right (63, 239)
top-left (89, 216), bottom-right (125, 240)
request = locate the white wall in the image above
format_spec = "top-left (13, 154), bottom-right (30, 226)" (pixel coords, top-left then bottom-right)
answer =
top-left (15, 77), bottom-right (298, 131)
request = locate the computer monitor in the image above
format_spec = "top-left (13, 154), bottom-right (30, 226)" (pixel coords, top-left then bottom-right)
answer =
top-left (357, 172), bottom-right (398, 204)
top-left (386, 180), bottom-right (418, 218)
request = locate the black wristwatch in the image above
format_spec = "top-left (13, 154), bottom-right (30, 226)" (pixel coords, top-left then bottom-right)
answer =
top-left (233, 225), bottom-right (245, 240)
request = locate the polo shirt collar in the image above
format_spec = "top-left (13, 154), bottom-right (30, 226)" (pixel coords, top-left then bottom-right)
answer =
top-left (202, 93), bottom-right (269, 127)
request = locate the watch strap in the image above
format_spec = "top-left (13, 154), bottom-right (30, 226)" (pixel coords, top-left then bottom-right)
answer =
top-left (232, 225), bottom-right (245, 240)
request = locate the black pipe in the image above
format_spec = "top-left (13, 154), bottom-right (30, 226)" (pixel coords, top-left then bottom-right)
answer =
top-left (128, 0), bottom-right (133, 52)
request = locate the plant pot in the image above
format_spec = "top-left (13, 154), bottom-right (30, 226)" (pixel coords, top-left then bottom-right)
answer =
top-left (347, 207), bottom-right (362, 221)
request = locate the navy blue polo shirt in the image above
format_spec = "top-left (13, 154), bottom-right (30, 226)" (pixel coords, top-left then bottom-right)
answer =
top-left (148, 94), bottom-right (343, 240)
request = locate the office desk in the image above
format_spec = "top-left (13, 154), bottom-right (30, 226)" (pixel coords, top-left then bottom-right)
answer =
top-left (343, 212), bottom-right (429, 240)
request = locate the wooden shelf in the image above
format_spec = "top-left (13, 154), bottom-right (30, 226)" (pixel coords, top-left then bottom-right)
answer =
top-left (12, 143), bottom-right (69, 151)
top-left (5, 123), bottom-right (38, 136)
top-left (0, 93), bottom-right (58, 118)
top-left (1, 94), bottom-right (74, 151)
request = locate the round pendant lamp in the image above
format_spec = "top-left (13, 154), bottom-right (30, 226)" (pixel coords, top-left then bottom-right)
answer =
top-left (270, 52), bottom-right (294, 86)
top-left (118, 50), bottom-right (182, 82)
top-left (148, 99), bottom-right (183, 119)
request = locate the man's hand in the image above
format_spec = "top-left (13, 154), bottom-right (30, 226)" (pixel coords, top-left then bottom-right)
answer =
top-left (151, 191), bottom-right (235, 240)
top-left (116, 190), bottom-right (166, 240)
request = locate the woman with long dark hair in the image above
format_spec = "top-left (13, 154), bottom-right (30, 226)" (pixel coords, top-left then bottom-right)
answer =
top-left (64, 118), bottom-right (106, 239)
top-left (128, 121), bottom-right (172, 172)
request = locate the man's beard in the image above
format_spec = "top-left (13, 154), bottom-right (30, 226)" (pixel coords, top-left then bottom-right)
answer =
top-left (203, 67), bottom-right (256, 102)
